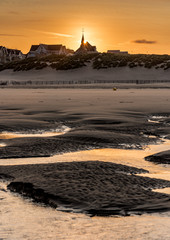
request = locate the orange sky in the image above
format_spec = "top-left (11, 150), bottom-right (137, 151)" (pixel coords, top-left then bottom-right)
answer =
top-left (0, 0), bottom-right (170, 54)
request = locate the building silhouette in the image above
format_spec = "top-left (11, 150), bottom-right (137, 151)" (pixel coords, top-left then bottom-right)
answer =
top-left (75, 30), bottom-right (97, 55)
top-left (27, 44), bottom-right (68, 58)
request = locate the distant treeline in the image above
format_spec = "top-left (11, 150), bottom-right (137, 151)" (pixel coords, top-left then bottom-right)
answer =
top-left (0, 53), bottom-right (170, 72)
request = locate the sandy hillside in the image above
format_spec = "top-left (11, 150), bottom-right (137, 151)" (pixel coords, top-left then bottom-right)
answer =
top-left (0, 66), bottom-right (170, 87)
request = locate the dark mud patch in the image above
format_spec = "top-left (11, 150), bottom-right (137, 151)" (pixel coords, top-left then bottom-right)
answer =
top-left (0, 108), bottom-right (169, 159)
top-left (145, 150), bottom-right (170, 164)
top-left (0, 136), bottom-right (95, 159)
top-left (1, 161), bottom-right (170, 216)
top-left (0, 107), bottom-right (24, 111)
top-left (0, 129), bottom-right (156, 159)
top-left (0, 173), bottom-right (14, 181)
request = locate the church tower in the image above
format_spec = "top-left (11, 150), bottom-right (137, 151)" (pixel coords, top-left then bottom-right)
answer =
top-left (81, 29), bottom-right (85, 45)
top-left (75, 29), bottom-right (97, 54)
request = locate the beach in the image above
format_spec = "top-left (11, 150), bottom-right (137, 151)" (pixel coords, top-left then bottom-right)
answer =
top-left (0, 87), bottom-right (170, 238)
top-left (1, 0), bottom-right (170, 237)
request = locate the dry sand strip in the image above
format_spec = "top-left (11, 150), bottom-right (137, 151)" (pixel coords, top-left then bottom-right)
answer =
top-left (1, 161), bottom-right (170, 216)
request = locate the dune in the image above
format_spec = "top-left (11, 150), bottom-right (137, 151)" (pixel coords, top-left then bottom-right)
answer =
top-left (0, 65), bottom-right (170, 88)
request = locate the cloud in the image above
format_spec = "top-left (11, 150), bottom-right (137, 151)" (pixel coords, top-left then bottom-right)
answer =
top-left (133, 39), bottom-right (157, 44)
top-left (0, 34), bottom-right (26, 37)
top-left (32, 30), bottom-right (74, 38)
top-left (45, 31), bottom-right (74, 38)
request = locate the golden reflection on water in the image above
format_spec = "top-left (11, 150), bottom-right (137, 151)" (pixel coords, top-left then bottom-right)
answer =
top-left (1, 180), bottom-right (170, 240)
top-left (154, 188), bottom-right (170, 194)
top-left (0, 140), bottom-right (170, 239)
top-left (0, 131), bottom-right (65, 139)
top-left (0, 138), bottom-right (169, 193)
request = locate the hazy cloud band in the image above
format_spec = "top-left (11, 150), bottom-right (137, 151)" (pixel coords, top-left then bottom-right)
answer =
top-left (133, 39), bottom-right (157, 44)
top-left (0, 34), bottom-right (25, 37)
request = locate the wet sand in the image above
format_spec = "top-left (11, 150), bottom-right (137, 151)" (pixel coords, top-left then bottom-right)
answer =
top-left (145, 150), bottom-right (170, 164)
top-left (0, 88), bottom-right (170, 158)
top-left (0, 88), bottom-right (170, 215)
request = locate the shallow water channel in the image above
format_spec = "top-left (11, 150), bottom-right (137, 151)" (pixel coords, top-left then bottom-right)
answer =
top-left (0, 138), bottom-right (170, 239)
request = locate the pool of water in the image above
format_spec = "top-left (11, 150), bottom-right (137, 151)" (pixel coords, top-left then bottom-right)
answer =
top-left (0, 139), bottom-right (170, 239)
top-left (0, 181), bottom-right (170, 240)
top-left (0, 125), bottom-right (71, 139)
top-left (0, 139), bottom-right (169, 181)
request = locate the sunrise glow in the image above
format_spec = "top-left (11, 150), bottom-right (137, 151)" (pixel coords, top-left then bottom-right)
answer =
top-left (0, 0), bottom-right (170, 54)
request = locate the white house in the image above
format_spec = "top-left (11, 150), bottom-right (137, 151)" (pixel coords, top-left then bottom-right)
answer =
top-left (6, 49), bottom-right (25, 62)
top-left (0, 46), bottom-right (8, 63)
top-left (27, 44), bottom-right (68, 58)
top-left (0, 46), bottom-right (24, 63)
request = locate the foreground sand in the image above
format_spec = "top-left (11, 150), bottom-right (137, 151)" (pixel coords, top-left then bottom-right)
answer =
top-left (0, 88), bottom-right (170, 215)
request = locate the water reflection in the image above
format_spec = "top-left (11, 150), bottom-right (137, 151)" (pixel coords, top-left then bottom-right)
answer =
top-left (0, 140), bottom-right (169, 180)
top-left (1, 181), bottom-right (170, 240)
top-left (0, 138), bottom-right (170, 239)
top-left (0, 126), bottom-right (71, 139)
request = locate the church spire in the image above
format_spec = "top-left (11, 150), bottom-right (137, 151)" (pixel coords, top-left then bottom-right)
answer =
top-left (81, 28), bottom-right (85, 45)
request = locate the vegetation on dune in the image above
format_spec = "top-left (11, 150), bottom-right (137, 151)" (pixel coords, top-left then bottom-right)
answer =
top-left (0, 58), bottom-right (47, 72)
top-left (93, 53), bottom-right (170, 70)
top-left (0, 53), bottom-right (170, 72)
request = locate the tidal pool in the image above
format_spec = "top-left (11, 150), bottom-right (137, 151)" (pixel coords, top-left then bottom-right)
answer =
top-left (0, 181), bottom-right (170, 240)
top-left (0, 125), bottom-right (71, 139)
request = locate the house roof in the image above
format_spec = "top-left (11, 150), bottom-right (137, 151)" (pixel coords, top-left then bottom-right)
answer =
top-left (0, 46), bottom-right (22, 53)
top-left (75, 41), bottom-right (97, 54)
top-left (46, 45), bottom-right (63, 51)
top-left (15, 50), bottom-right (22, 55)
top-left (7, 49), bottom-right (13, 54)
top-left (0, 46), bottom-right (6, 50)
top-left (30, 45), bottom-right (39, 51)
top-left (30, 44), bottom-right (64, 52)
top-left (5, 48), bottom-right (22, 56)
top-left (7, 49), bottom-right (16, 54)
top-left (85, 42), bottom-right (96, 51)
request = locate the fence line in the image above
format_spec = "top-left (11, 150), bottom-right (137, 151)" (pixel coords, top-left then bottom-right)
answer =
top-left (0, 79), bottom-right (170, 86)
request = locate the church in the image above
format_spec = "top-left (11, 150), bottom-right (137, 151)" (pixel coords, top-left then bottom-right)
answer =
top-left (75, 31), bottom-right (97, 55)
